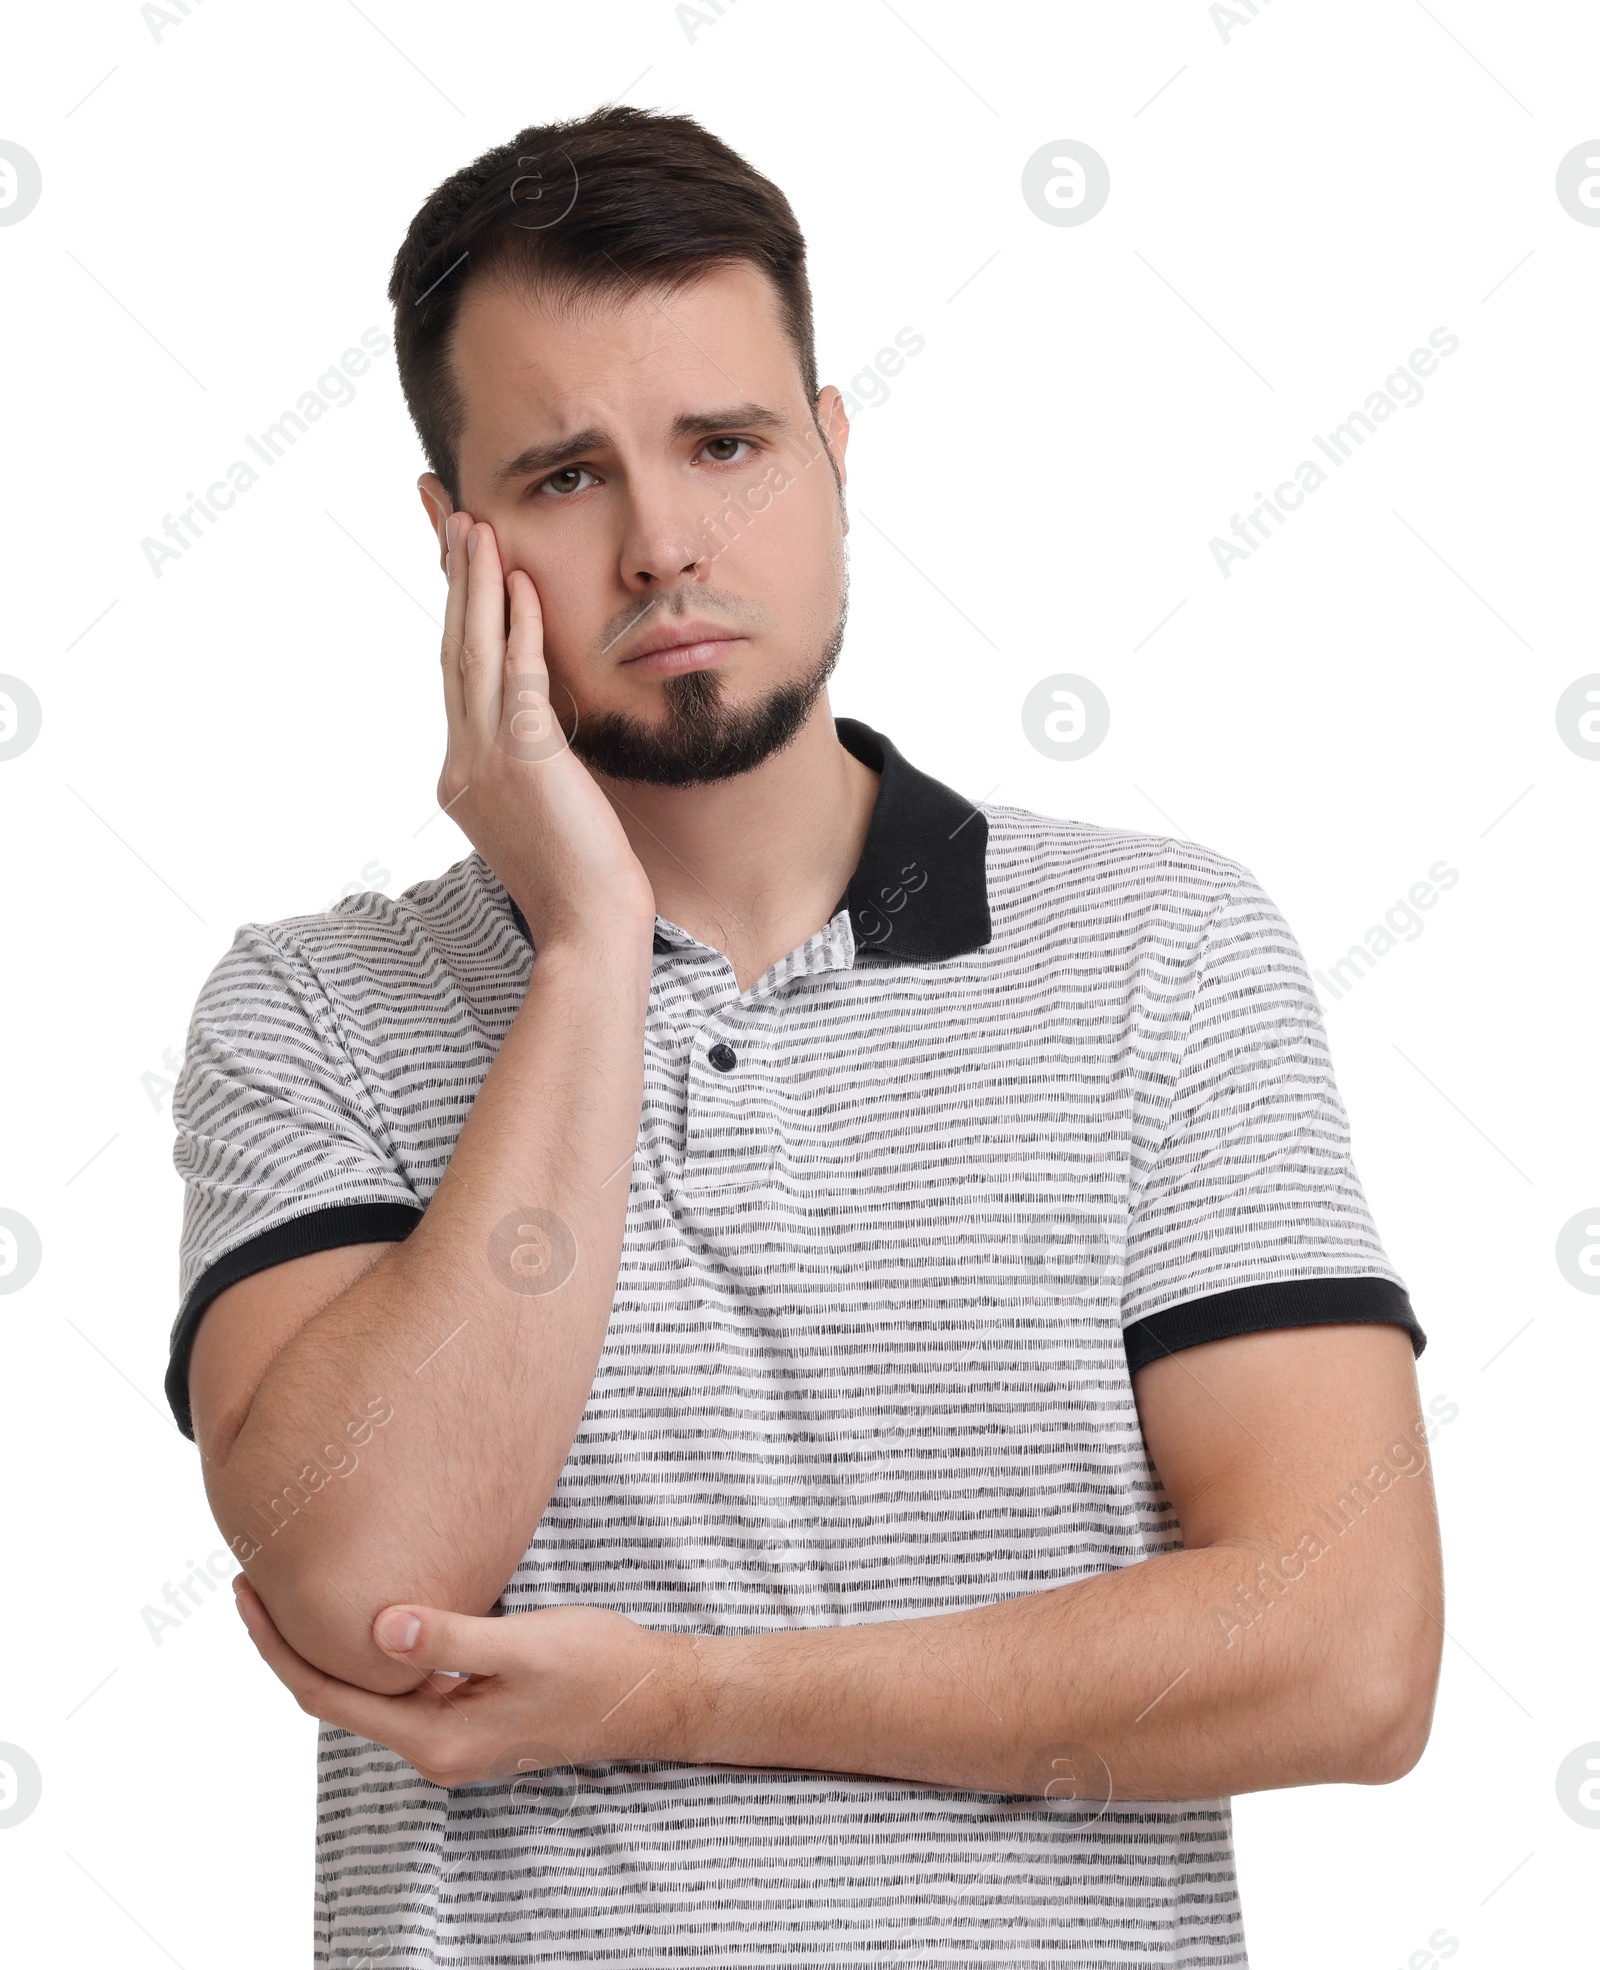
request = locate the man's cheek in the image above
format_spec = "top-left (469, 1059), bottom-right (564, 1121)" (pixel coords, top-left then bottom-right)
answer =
top-left (498, 552), bottom-right (573, 646)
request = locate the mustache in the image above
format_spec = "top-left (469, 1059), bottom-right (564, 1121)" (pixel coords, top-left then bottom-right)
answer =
top-left (599, 594), bottom-right (757, 655)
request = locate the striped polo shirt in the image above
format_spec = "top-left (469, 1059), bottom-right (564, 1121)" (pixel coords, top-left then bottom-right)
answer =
top-left (167, 715), bottom-right (1424, 1967)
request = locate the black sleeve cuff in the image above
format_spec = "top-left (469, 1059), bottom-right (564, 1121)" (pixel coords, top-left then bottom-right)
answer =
top-left (1123, 1274), bottom-right (1426, 1375)
top-left (165, 1200), bottom-right (425, 1441)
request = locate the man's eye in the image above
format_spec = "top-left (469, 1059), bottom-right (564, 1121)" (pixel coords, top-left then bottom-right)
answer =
top-left (536, 465), bottom-right (598, 498)
top-left (699, 437), bottom-right (753, 464)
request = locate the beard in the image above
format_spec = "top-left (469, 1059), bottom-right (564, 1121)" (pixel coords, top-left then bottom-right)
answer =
top-left (570, 589), bottom-right (848, 788)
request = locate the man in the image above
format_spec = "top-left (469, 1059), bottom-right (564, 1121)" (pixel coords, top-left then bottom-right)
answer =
top-left (168, 104), bottom-right (1443, 1967)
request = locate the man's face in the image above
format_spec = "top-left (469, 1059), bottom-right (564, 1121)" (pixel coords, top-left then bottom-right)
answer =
top-left (421, 260), bottom-right (851, 784)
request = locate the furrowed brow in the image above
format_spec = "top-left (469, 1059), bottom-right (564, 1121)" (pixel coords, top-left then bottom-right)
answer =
top-left (492, 428), bottom-right (608, 488)
top-left (492, 402), bottom-right (790, 489)
top-left (668, 402), bottom-right (790, 442)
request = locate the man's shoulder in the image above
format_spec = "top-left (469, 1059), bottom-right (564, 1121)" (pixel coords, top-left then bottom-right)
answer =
top-left (983, 800), bottom-right (1252, 918)
top-left (201, 852), bottom-right (520, 1011)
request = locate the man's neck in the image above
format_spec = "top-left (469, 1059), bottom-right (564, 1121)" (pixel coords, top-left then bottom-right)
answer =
top-left (591, 699), bottom-right (881, 993)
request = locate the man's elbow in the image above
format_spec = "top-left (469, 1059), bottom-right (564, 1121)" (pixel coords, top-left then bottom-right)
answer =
top-left (1332, 1650), bottom-right (1440, 1786)
top-left (248, 1570), bottom-right (432, 1697)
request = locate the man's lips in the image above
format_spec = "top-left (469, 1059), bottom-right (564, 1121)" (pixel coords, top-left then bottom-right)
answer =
top-left (619, 623), bottom-right (745, 677)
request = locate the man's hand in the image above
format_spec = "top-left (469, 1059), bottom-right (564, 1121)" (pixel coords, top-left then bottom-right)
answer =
top-left (233, 1575), bottom-right (692, 1785)
top-left (436, 510), bottom-right (656, 950)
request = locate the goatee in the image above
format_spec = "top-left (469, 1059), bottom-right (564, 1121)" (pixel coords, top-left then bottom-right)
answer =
top-left (571, 600), bottom-right (847, 788)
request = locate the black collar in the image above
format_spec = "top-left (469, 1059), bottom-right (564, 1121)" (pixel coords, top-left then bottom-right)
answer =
top-left (505, 716), bottom-right (990, 964)
top-left (833, 716), bottom-right (990, 960)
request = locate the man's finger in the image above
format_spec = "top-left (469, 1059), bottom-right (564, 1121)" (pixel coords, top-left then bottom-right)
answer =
top-left (505, 567), bottom-right (550, 698)
top-left (373, 1604), bottom-right (522, 1677)
top-left (439, 510), bottom-right (471, 728)
top-left (461, 521), bottom-right (508, 736)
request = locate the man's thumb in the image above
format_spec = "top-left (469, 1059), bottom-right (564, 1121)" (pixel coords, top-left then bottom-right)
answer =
top-left (373, 1604), bottom-right (511, 1675)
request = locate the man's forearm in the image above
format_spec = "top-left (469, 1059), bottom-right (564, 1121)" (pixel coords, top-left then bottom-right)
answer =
top-left (660, 1531), bottom-right (1439, 1802)
top-left (205, 935), bottom-right (651, 1692)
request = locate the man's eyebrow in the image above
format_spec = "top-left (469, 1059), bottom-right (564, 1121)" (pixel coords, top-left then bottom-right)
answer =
top-left (491, 401), bottom-right (790, 487)
top-left (669, 401), bottom-right (790, 442)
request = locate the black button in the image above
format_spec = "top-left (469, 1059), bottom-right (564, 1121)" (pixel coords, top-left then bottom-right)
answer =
top-left (707, 1042), bottom-right (737, 1072)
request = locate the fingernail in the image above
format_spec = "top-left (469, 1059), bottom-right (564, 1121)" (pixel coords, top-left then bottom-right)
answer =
top-left (377, 1610), bottom-right (421, 1652)
top-left (465, 525), bottom-right (479, 562)
top-left (446, 515), bottom-right (461, 551)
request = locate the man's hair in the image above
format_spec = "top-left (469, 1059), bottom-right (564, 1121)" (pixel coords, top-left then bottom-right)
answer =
top-left (386, 105), bottom-right (818, 508)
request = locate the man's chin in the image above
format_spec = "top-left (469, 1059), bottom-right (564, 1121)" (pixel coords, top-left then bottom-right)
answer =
top-left (570, 663), bottom-right (835, 789)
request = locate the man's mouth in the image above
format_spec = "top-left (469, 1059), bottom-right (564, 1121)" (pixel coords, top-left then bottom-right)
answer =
top-left (620, 620), bottom-right (746, 677)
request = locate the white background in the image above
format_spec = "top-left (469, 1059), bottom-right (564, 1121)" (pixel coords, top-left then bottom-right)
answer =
top-left (3, 2), bottom-right (1596, 1964)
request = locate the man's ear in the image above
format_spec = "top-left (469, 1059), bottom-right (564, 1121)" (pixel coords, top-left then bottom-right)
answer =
top-left (814, 385), bottom-right (850, 534)
top-left (815, 385), bottom-right (850, 478)
top-left (418, 473), bottom-right (452, 572)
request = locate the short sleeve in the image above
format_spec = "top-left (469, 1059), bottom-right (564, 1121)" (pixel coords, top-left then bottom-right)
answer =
top-left (165, 924), bottom-right (424, 1439)
top-left (1121, 864), bottom-right (1425, 1373)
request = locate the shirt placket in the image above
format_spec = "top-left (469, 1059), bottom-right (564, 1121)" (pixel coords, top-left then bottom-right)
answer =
top-left (663, 910), bottom-right (858, 1199)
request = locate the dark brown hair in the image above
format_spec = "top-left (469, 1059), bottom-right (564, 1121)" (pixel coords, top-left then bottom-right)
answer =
top-left (386, 105), bottom-right (818, 508)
